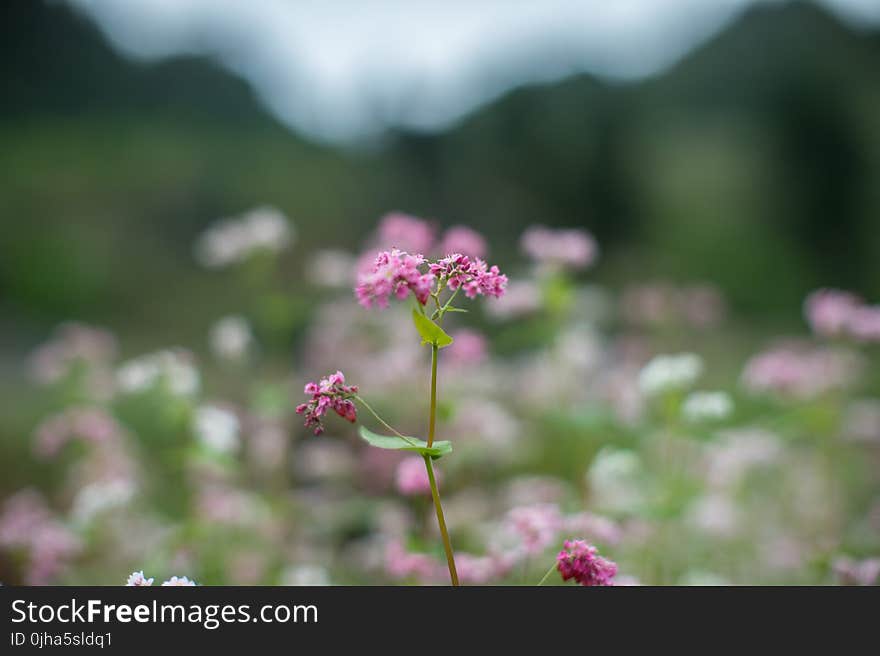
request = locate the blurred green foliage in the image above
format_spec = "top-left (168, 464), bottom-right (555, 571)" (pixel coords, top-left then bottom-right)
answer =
top-left (2, 0), bottom-right (879, 343)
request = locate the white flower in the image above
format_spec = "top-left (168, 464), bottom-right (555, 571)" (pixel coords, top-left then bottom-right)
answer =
top-left (638, 352), bottom-right (704, 397)
top-left (587, 448), bottom-right (644, 513)
top-left (209, 315), bottom-right (254, 362)
top-left (682, 391), bottom-right (733, 422)
top-left (685, 493), bottom-right (740, 538)
top-left (126, 571), bottom-right (154, 586)
top-left (280, 565), bottom-right (330, 586)
top-left (161, 576), bottom-right (196, 586)
top-left (72, 480), bottom-right (135, 524)
top-left (194, 405), bottom-right (240, 454)
top-left (116, 349), bottom-right (200, 397)
top-left (195, 206), bottom-right (293, 268)
top-left (705, 428), bottom-right (783, 489)
top-left (305, 249), bottom-right (356, 288)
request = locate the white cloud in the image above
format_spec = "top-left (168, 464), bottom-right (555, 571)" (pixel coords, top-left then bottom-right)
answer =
top-left (65, 0), bottom-right (880, 143)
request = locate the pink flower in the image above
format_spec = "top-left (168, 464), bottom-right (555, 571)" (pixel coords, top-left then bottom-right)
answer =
top-left (506, 504), bottom-right (563, 556)
top-left (741, 344), bottom-right (860, 400)
top-left (27, 322), bottom-right (118, 385)
top-left (620, 282), bottom-right (726, 328)
top-left (520, 225), bottom-right (598, 270)
top-left (556, 539), bottom-right (617, 586)
top-left (563, 512), bottom-right (623, 546)
top-left (356, 249), bottom-right (507, 309)
top-left (454, 553), bottom-right (499, 585)
top-left (395, 457), bottom-right (435, 496)
top-left (296, 370), bottom-right (358, 435)
top-left (443, 329), bottom-right (487, 366)
top-left (355, 249), bottom-right (435, 308)
top-left (0, 489), bottom-right (82, 585)
top-left (429, 254), bottom-right (507, 299)
top-left (33, 407), bottom-right (126, 459)
top-left (804, 288), bottom-right (880, 343)
top-left (385, 540), bottom-right (444, 583)
top-left (833, 556), bottom-right (880, 586)
top-left (804, 288), bottom-right (861, 338)
top-left (438, 226), bottom-right (487, 259)
top-left (848, 305), bottom-right (880, 342)
top-left (376, 212), bottom-right (436, 254)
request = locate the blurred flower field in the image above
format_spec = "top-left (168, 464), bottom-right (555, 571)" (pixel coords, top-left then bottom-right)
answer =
top-left (1, 210), bottom-right (878, 586)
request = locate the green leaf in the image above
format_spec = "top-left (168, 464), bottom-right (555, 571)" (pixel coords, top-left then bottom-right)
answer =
top-left (359, 426), bottom-right (453, 459)
top-left (411, 309), bottom-right (454, 349)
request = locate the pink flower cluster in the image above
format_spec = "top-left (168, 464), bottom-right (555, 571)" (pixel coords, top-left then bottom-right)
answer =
top-left (395, 456), bottom-right (437, 496)
top-left (356, 249), bottom-right (507, 309)
top-left (295, 371), bottom-right (358, 435)
top-left (384, 541), bottom-right (515, 585)
top-left (741, 344), bottom-right (860, 400)
top-left (505, 503), bottom-right (563, 556)
top-left (376, 212), bottom-right (437, 254)
top-left (805, 288), bottom-right (880, 342)
top-left (0, 489), bottom-right (82, 585)
top-left (442, 329), bottom-right (488, 366)
top-left (564, 511), bottom-right (624, 546)
top-left (33, 407), bottom-right (126, 459)
top-left (804, 289), bottom-right (880, 342)
top-left (620, 282), bottom-right (726, 328)
top-left (454, 552), bottom-right (515, 585)
top-left (355, 249), bottom-right (435, 308)
top-left (27, 322), bottom-right (117, 385)
top-left (556, 539), bottom-right (618, 586)
top-left (437, 226), bottom-right (487, 259)
top-left (520, 225), bottom-right (598, 270)
top-left (832, 556), bottom-right (880, 586)
top-left (429, 254), bottom-right (507, 299)
top-left (385, 540), bottom-right (445, 582)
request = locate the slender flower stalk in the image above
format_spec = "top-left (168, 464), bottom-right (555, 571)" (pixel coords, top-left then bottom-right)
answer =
top-left (424, 454), bottom-right (459, 585)
top-left (297, 242), bottom-right (507, 587)
top-left (536, 562), bottom-right (557, 586)
top-left (354, 395), bottom-right (419, 447)
top-left (422, 337), bottom-right (459, 584)
top-left (428, 344), bottom-right (438, 448)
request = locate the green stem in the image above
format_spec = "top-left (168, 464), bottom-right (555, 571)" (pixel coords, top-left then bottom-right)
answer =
top-left (537, 561), bottom-right (558, 586)
top-left (353, 395), bottom-right (419, 447)
top-left (423, 340), bottom-right (457, 585)
top-left (424, 454), bottom-right (459, 586)
top-left (427, 344), bottom-right (438, 448)
top-left (440, 287), bottom-right (460, 316)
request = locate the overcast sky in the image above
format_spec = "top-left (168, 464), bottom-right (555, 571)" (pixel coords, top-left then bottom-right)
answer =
top-left (65, 0), bottom-right (880, 143)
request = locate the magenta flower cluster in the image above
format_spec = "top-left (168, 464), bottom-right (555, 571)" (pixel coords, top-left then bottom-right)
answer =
top-left (429, 253), bottom-right (508, 299)
top-left (295, 370), bottom-right (358, 435)
top-left (356, 249), bottom-right (507, 309)
top-left (355, 249), bottom-right (435, 308)
top-left (556, 539), bottom-right (617, 586)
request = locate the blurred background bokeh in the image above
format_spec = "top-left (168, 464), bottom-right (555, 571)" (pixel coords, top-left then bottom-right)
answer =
top-left (0, 0), bottom-right (878, 585)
